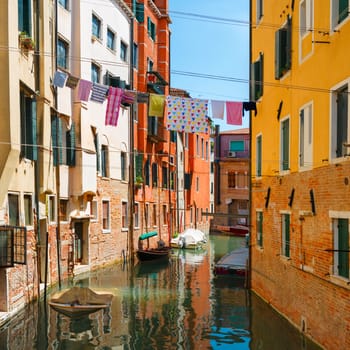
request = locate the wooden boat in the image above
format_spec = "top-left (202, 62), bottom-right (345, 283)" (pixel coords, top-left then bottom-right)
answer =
top-left (48, 287), bottom-right (113, 318)
top-left (137, 231), bottom-right (171, 261)
top-left (136, 247), bottom-right (171, 261)
top-left (214, 247), bottom-right (249, 276)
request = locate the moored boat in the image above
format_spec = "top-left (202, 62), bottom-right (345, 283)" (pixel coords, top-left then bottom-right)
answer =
top-left (137, 231), bottom-right (171, 261)
top-left (170, 228), bottom-right (207, 249)
top-left (48, 287), bottom-right (113, 318)
top-left (214, 247), bottom-right (249, 276)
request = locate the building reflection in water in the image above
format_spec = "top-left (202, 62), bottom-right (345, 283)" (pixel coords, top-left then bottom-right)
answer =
top-left (0, 236), bottom-right (322, 349)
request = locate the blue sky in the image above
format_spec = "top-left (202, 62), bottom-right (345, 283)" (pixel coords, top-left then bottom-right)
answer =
top-left (169, 1), bottom-right (250, 131)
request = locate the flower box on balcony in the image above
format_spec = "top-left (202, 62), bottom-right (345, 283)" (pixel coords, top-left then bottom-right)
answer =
top-left (19, 32), bottom-right (35, 51)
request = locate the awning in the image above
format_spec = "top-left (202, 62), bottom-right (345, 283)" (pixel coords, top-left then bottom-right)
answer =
top-left (139, 231), bottom-right (158, 240)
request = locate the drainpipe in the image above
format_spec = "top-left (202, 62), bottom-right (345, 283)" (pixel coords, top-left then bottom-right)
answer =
top-left (128, 14), bottom-right (135, 263)
top-left (54, 0), bottom-right (62, 289)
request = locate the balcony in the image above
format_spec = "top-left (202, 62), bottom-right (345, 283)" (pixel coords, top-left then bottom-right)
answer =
top-left (147, 116), bottom-right (167, 143)
top-left (146, 71), bottom-right (168, 95)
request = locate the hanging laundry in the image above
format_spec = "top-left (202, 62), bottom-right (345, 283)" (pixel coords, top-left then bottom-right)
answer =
top-left (105, 87), bottom-right (123, 126)
top-left (137, 92), bottom-right (149, 103)
top-left (53, 71), bottom-right (67, 88)
top-left (166, 96), bottom-right (209, 134)
top-left (149, 94), bottom-right (166, 117)
top-left (211, 100), bottom-right (225, 119)
top-left (77, 79), bottom-right (93, 102)
top-left (90, 83), bottom-right (109, 103)
top-left (226, 101), bottom-right (243, 125)
top-left (65, 74), bottom-right (80, 89)
top-left (122, 90), bottom-right (137, 105)
top-left (243, 101), bottom-right (257, 116)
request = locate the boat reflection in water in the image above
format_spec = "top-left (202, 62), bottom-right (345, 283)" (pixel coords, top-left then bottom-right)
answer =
top-left (0, 235), bottom-right (322, 349)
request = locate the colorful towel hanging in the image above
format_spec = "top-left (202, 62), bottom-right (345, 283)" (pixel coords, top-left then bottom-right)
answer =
top-left (149, 94), bottom-right (166, 117)
top-left (53, 71), bottom-right (67, 88)
top-left (65, 74), bottom-right (79, 89)
top-left (105, 87), bottom-right (123, 126)
top-left (78, 79), bottom-right (93, 102)
top-left (226, 101), bottom-right (243, 125)
top-left (211, 100), bottom-right (225, 119)
top-left (90, 83), bottom-right (109, 103)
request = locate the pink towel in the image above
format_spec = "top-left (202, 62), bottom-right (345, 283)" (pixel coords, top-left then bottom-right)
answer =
top-left (78, 79), bottom-right (92, 101)
top-left (211, 100), bottom-right (225, 119)
top-left (105, 87), bottom-right (123, 126)
top-left (226, 101), bottom-right (243, 125)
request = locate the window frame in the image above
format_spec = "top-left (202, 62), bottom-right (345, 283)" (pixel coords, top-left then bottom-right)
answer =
top-left (256, 134), bottom-right (262, 177)
top-left (332, 217), bottom-right (349, 279)
top-left (281, 213), bottom-right (291, 258)
top-left (300, 0), bottom-right (313, 37)
top-left (8, 193), bottom-right (20, 227)
top-left (106, 27), bottom-right (116, 51)
top-left (23, 193), bottom-right (33, 227)
top-left (92, 13), bottom-right (102, 40)
top-left (102, 199), bottom-right (110, 232)
top-left (122, 201), bottom-right (128, 230)
top-left (275, 17), bottom-right (292, 80)
top-left (120, 41), bottom-right (128, 62)
top-left (59, 198), bottom-right (69, 222)
top-left (57, 38), bottom-right (69, 70)
top-left (256, 210), bottom-right (263, 248)
top-left (101, 144), bottom-right (109, 178)
top-left (91, 62), bottom-right (101, 84)
top-left (58, 0), bottom-right (69, 10)
top-left (299, 102), bottom-right (313, 169)
top-left (134, 202), bottom-right (140, 228)
top-left (332, 0), bottom-right (349, 29)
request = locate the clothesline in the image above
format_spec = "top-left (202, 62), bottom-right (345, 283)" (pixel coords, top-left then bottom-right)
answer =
top-left (53, 70), bottom-right (257, 132)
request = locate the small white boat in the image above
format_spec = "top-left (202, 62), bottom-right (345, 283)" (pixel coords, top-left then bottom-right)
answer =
top-left (170, 228), bottom-right (207, 249)
top-left (214, 247), bottom-right (249, 276)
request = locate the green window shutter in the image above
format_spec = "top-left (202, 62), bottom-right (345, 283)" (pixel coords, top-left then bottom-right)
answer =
top-left (66, 123), bottom-right (76, 166)
top-left (147, 17), bottom-right (151, 34)
top-left (152, 162), bottom-right (158, 186)
top-left (136, 3), bottom-right (144, 23)
top-left (144, 158), bottom-right (150, 186)
top-left (151, 22), bottom-right (156, 40)
top-left (94, 134), bottom-right (100, 173)
top-left (257, 135), bottom-right (262, 177)
top-left (135, 153), bottom-right (143, 179)
top-left (275, 29), bottom-right (281, 79)
top-left (338, 218), bottom-right (349, 278)
top-left (18, 0), bottom-right (32, 35)
top-left (28, 99), bottom-right (37, 161)
top-left (184, 173), bottom-right (192, 190)
top-left (51, 115), bottom-right (62, 166)
top-left (286, 17), bottom-right (292, 71)
top-left (282, 119), bottom-right (289, 170)
top-left (284, 214), bottom-right (290, 257)
top-left (230, 140), bottom-right (244, 152)
top-left (339, 0), bottom-right (349, 23)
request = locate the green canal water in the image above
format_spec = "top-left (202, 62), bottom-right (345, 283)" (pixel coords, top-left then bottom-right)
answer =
top-left (0, 235), bottom-right (322, 349)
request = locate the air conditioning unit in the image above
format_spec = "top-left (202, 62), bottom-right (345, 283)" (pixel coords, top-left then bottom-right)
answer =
top-left (228, 151), bottom-right (236, 157)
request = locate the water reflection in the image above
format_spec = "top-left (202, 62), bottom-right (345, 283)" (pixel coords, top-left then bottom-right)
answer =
top-left (0, 235), bottom-right (322, 350)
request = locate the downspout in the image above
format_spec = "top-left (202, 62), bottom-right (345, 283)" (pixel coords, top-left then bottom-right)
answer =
top-left (54, 0), bottom-right (62, 289)
top-left (215, 125), bottom-right (221, 206)
top-left (128, 13), bottom-right (135, 263)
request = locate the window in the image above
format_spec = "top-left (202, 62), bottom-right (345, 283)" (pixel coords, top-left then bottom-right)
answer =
top-left (24, 194), bottom-right (33, 226)
top-left (162, 166), bottom-right (168, 188)
top-left (134, 203), bottom-right (139, 228)
top-left (228, 172), bottom-right (236, 188)
top-left (185, 133), bottom-right (189, 148)
top-left (206, 141), bottom-right (209, 160)
top-left (256, 0), bottom-right (263, 22)
top-left (0, 226), bottom-right (26, 267)
top-left (151, 204), bottom-right (156, 226)
top-left (196, 135), bottom-right (200, 156)
top-left (91, 62), bottom-right (101, 83)
top-left (8, 193), bottom-right (20, 226)
top-left (196, 176), bottom-right (199, 192)
top-left (299, 104), bottom-right (313, 168)
top-left (145, 203), bottom-right (150, 228)
top-left (121, 151), bottom-right (127, 181)
top-left (134, 1), bottom-right (145, 22)
top-left (210, 182), bottom-right (214, 194)
top-left (135, 152), bottom-right (143, 182)
top-left (237, 172), bottom-right (248, 189)
top-left (93, 130), bottom-right (100, 173)
top-left (18, 0), bottom-right (32, 35)
top-left (211, 162), bottom-right (214, 174)
top-left (162, 205), bottom-right (167, 225)
top-left (89, 199), bottom-right (98, 220)
top-left (107, 28), bottom-right (115, 51)
top-left (256, 134), bottom-right (262, 177)
top-left (101, 145), bottom-right (109, 177)
top-left (152, 163), bottom-right (158, 187)
top-left (48, 195), bottom-right (56, 223)
top-left (230, 140), bottom-right (245, 152)
top-left (281, 118), bottom-right (290, 171)
top-left (332, 218), bottom-right (349, 278)
top-left (332, 85), bottom-right (348, 158)
top-left (170, 130), bottom-right (176, 142)
top-left (59, 199), bottom-right (68, 222)
top-left (92, 13), bottom-right (102, 39)
top-left (252, 53), bottom-right (264, 100)
top-left (201, 138), bottom-right (204, 158)
top-left (256, 211), bottom-right (263, 247)
top-left (332, 0), bottom-right (349, 28)
top-left (20, 88), bottom-right (37, 161)
top-left (58, 0), bottom-right (68, 9)
top-left (122, 201), bottom-right (128, 229)
top-left (147, 17), bottom-right (156, 40)
top-left (133, 43), bottom-right (138, 68)
top-left (57, 38), bottom-right (69, 69)
top-left (147, 58), bottom-right (154, 72)
top-left (275, 17), bottom-right (292, 80)
top-left (144, 157), bottom-right (150, 186)
top-left (300, 0), bottom-right (313, 36)
top-left (102, 200), bottom-right (110, 230)
top-left (281, 213), bottom-right (290, 258)
top-left (170, 171), bottom-right (175, 190)
top-left (120, 41), bottom-right (127, 62)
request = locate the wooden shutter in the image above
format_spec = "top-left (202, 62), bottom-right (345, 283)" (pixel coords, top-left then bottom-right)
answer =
top-left (66, 123), bottom-right (76, 166)
top-left (136, 3), bottom-right (144, 23)
top-left (135, 153), bottom-right (143, 179)
top-left (257, 135), bottom-right (262, 177)
top-left (284, 214), bottom-right (290, 257)
top-left (299, 110), bottom-right (305, 166)
top-left (339, 0), bottom-right (349, 23)
top-left (282, 119), bottom-right (289, 170)
top-left (336, 86), bottom-right (348, 157)
top-left (94, 133), bottom-right (100, 173)
top-left (275, 29), bottom-right (282, 79)
top-left (184, 173), bottom-right (192, 190)
top-left (286, 17), bottom-right (292, 71)
top-left (338, 218), bottom-right (349, 278)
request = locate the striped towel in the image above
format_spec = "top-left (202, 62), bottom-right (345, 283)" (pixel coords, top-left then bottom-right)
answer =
top-left (121, 90), bottom-right (137, 105)
top-left (90, 83), bottom-right (109, 103)
top-left (105, 87), bottom-right (123, 126)
top-left (78, 79), bottom-right (92, 102)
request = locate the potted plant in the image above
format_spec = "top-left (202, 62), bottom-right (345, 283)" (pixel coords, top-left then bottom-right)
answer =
top-left (135, 176), bottom-right (143, 189)
top-left (19, 32), bottom-right (35, 51)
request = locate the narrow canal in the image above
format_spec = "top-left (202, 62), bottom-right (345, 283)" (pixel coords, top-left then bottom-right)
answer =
top-left (0, 235), bottom-right (322, 349)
